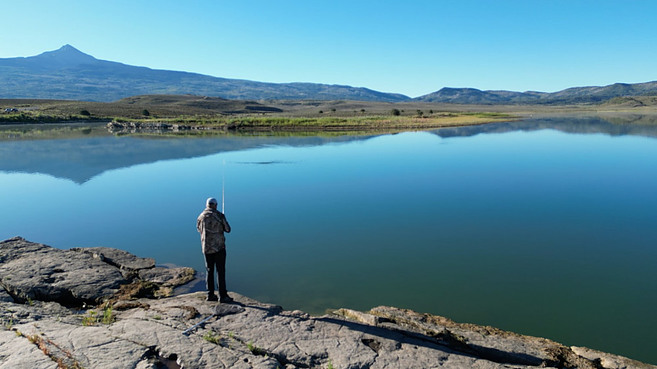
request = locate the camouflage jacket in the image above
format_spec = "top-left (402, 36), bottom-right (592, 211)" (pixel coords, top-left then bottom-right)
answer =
top-left (196, 207), bottom-right (231, 254)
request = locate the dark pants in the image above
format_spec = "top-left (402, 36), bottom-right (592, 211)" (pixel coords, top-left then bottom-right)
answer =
top-left (204, 249), bottom-right (228, 298)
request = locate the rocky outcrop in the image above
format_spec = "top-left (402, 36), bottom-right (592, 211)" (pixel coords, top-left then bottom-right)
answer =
top-left (0, 238), bottom-right (127, 306)
top-left (0, 237), bottom-right (654, 369)
top-left (0, 237), bottom-right (194, 306)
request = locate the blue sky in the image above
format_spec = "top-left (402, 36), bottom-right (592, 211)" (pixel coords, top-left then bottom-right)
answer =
top-left (2, 0), bottom-right (656, 97)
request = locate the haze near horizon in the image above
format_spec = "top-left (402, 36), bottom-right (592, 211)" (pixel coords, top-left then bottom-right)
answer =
top-left (2, 0), bottom-right (656, 98)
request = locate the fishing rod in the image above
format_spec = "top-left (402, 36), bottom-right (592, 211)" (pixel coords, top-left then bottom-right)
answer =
top-left (182, 312), bottom-right (217, 335)
top-left (221, 159), bottom-right (225, 214)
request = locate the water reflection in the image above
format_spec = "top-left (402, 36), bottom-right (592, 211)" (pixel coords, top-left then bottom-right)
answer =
top-left (0, 128), bottom-right (377, 183)
top-left (433, 114), bottom-right (657, 138)
top-left (3, 115), bottom-right (657, 184)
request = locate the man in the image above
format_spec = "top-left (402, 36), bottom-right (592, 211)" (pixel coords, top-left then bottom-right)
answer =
top-left (196, 197), bottom-right (233, 302)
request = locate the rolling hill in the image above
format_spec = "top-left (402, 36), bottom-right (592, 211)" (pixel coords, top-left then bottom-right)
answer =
top-left (415, 82), bottom-right (657, 105)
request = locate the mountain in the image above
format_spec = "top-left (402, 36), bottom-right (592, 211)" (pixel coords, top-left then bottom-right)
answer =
top-left (0, 45), bottom-right (410, 102)
top-left (416, 82), bottom-right (657, 105)
top-left (414, 87), bottom-right (547, 104)
top-left (2, 45), bottom-right (657, 104)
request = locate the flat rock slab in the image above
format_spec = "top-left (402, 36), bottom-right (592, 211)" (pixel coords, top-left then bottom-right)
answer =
top-left (115, 293), bottom-right (656, 369)
top-left (1, 292), bottom-right (654, 369)
top-left (0, 330), bottom-right (59, 369)
top-left (0, 237), bottom-right (52, 263)
top-left (139, 266), bottom-right (195, 287)
top-left (0, 237), bottom-right (195, 307)
top-left (0, 289), bottom-right (12, 303)
top-left (70, 246), bottom-right (156, 270)
top-left (0, 238), bottom-right (126, 305)
top-left (214, 303), bottom-right (246, 317)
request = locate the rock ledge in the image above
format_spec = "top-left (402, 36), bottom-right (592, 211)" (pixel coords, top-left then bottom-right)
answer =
top-left (0, 237), bottom-right (654, 369)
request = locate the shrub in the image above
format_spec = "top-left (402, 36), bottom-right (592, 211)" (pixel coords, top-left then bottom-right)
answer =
top-left (81, 307), bottom-right (114, 326)
top-left (203, 331), bottom-right (222, 344)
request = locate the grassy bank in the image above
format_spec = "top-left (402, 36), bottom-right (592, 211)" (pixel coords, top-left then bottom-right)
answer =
top-left (0, 112), bottom-right (108, 124)
top-left (1, 96), bottom-right (517, 132)
top-left (115, 112), bottom-right (516, 131)
top-left (0, 96), bottom-right (521, 127)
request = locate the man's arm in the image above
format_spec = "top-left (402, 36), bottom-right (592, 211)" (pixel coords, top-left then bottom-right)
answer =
top-left (222, 214), bottom-right (231, 233)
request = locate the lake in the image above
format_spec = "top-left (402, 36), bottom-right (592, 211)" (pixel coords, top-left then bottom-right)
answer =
top-left (1, 116), bottom-right (656, 364)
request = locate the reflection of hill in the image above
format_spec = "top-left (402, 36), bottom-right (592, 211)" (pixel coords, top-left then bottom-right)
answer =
top-left (431, 115), bottom-right (657, 139)
top-left (3, 115), bottom-right (657, 184)
top-left (0, 134), bottom-right (374, 184)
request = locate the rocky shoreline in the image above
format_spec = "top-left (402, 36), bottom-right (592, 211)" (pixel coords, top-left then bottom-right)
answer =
top-left (107, 121), bottom-right (196, 133)
top-left (0, 237), bottom-right (654, 369)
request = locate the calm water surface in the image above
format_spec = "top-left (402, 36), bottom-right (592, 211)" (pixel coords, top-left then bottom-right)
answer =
top-left (1, 117), bottom-right (656, 364)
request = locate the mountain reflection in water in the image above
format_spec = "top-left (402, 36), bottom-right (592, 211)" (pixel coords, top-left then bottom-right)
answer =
top-left (2, 115), bottom-right (657, 183)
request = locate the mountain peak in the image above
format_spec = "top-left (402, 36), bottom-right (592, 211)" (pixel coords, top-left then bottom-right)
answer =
top-left (32, 44), bottom-right (97, 66)
top-left (57, 44), bottom-right (82, 53)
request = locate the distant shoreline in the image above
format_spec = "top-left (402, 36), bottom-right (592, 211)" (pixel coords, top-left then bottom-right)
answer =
top-left (2, 95), bottom-right (657, 134)
top-left (104, 113), bottom-right (517, 134)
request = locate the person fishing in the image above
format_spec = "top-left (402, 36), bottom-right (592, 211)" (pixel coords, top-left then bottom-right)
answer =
top-left (196, 197), bottom-right (233, 302)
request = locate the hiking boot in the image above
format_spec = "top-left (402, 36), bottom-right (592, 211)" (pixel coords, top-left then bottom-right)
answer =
top-left (220, 295), bottom-right (234, 303)
top-left (206, 294), bottom-right (218, 302)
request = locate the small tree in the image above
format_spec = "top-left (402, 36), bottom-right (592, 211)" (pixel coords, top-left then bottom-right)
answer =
top-left (142, 109), bottom-right (150, 117)
top-left (80, 110), bottom-right (91, 116)
top-left (391, 108), bottom-right (401, 116)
